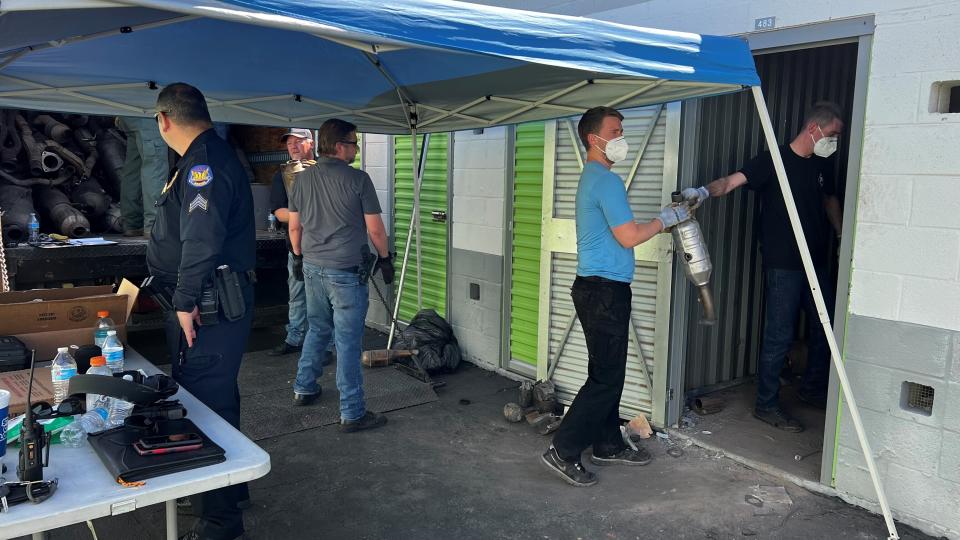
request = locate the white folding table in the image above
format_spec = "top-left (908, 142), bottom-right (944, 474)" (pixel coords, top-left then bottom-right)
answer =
top-left (0, 348), bottom-right (271, 540)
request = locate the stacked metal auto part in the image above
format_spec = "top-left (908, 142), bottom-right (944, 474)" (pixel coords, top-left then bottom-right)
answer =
top-left (0, 110), bottom-right (126, 244)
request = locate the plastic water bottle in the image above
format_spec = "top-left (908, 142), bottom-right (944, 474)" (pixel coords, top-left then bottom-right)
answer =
top-left (102, 330), bottom-right (124, 374)
top-left (85, 356), bottom-right (114, 412)
top-left (51, 347), bottom-right (78, 406)
top-left (107, 374), bottom-right (135, 427)
top-left (28, 212), bottom-right (40, 243)
top-left (94, 311), bottom-right (116, 347)
top-left (80, 407), bottom-right (109, 433)
top-left (267, 212), bottom-right (278, 232)
top-left (59, 415), bottom-right (86, 447)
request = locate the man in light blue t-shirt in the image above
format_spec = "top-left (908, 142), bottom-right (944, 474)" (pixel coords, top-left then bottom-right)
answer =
top-left (541, 106), bottom-right (690, 487)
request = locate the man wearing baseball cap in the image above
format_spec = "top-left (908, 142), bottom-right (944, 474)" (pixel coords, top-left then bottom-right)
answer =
top-left (269, 128), bottom-right (316, 356)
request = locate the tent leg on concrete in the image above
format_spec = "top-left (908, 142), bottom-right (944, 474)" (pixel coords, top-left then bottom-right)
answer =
top-left (388, 131), bottom-right (431, 348)
top-left (751, 85), bottom-right (899, 540)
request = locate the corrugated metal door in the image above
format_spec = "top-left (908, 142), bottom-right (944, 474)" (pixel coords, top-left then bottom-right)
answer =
top-left (538, 105), bottom-right (680, 425)
top-left (393, 134), bottom-right (449, 321)
top-left (681, 43), bottom-right (858, 391)
top-left (509, 122), bottom-right (546, 368)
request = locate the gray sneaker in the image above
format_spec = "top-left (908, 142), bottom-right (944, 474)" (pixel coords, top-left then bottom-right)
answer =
top-left (339, 411), bottom-right (387, 433)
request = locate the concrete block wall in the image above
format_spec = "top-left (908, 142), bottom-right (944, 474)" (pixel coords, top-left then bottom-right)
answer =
top-left (471, 0), bottom-right (960, 537)
top-left (448, 127), bottom-right (509, 370)
top-left (362, 134), bottom-right (393, 330)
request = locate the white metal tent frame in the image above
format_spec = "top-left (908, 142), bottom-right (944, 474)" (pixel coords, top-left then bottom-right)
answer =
top-left (0, 4), bottom-right (897, 539)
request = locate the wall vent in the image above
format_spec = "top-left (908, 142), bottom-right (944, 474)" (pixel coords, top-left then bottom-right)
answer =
top-left (929, 81), bottom-right (960, 113)
top-left (901, 381), bottom-right (934, 416)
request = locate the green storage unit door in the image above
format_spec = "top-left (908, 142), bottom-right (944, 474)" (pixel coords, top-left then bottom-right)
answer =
top-left (509, 122), bottom-right (545, 367)
top-left (393, 134), bottom-right (449, 321)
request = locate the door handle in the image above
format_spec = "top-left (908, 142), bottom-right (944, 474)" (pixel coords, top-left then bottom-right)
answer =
top-left (431, 210), bottom-right (447, 223)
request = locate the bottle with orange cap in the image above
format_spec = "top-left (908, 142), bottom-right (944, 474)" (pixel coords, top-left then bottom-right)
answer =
top-left (93, 310), bottom-right (116, 348)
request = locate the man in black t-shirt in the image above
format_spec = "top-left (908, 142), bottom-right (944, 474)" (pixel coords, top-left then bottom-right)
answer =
top-left (681, 102), bottom-right (844, 432)
top-left (268, 128), bottom-right (316, 356)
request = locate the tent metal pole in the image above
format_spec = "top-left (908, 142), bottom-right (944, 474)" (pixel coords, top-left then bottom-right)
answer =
top-left (388, 130), bottom-right (431, 348)
top-left (413, 132), bottom-right (424, 310)
top-left (750, 85), bottom-right (899, 540)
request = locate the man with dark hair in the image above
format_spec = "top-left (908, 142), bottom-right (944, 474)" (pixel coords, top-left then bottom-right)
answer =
top-left (681, 100), bottom-right (844, 432)
top-left (541, 106), bottom-right (690, 487)
top-left (147, 82), bottom-right (255, 540)
top-left (268, 128), bottom-right (316, 357)
top-left (288, 117), bottom-right (394, 433)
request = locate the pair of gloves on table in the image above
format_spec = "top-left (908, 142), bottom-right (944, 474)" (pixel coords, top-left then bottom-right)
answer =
top-left (290, 252), bottom-right (395, 284)
top-left (656, 186), bottom-right (709, 229)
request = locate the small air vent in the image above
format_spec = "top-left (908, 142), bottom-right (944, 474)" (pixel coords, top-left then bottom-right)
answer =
top-left (901, 381), bottom-right (934, 416)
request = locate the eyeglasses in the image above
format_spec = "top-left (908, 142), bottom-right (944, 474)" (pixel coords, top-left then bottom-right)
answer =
top-left (339, 139), bottom-right (359, 147)
top-left (153, 110), bottom-right (169, 121)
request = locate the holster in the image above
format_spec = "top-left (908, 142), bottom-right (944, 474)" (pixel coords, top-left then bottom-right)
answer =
top-left (140, 276), bottom-right (176, 313)
top-left (215, 265), bottom-right (249, 322)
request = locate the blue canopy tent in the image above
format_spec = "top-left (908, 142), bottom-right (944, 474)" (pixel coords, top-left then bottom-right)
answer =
top-left (0, 2), bottom-right (897, 538)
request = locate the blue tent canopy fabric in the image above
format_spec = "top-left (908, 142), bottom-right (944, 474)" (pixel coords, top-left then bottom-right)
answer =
top-left (0, 0), bottom-right (758, 133)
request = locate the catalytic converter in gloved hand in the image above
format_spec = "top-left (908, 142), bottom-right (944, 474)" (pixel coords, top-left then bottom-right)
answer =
top-left (667, 192), bottom-right (716, 325)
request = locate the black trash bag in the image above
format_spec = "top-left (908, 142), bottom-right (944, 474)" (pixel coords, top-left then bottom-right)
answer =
top-left (398, 309), bottom-right (461, 372)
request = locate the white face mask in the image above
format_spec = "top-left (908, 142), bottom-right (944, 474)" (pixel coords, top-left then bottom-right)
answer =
top-left (596, 135), bottom-right (629, 163)
top-left (811, 126), bottom-right (838, 158)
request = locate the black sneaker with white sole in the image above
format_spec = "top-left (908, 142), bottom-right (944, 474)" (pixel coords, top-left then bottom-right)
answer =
top-left (590, 446), bottom-right (652, 467)
top-left (540, 447), bottom-right (598, 487)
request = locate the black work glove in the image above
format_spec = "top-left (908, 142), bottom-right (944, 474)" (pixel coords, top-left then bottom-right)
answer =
top-left (292, 253), bottom-right (304, 282)
top-left (376, 252), bottom-right (395, 285)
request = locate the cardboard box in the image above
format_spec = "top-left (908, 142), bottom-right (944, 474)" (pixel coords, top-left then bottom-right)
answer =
top-left (0, 366), bottom-right (55, 416)
top-left (0, 280), bottom-right (138, 362)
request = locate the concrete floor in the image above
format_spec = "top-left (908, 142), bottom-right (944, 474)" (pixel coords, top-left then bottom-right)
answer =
top-left (679, 381), bottom-right (827, 480)
top-left (13, 326), bottom-right (933, 540)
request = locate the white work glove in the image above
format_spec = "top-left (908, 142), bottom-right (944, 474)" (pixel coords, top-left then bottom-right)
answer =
top-left (657, 204), bottom-right (691, 229)
top-left (680, 186), bottom-right (710, 209)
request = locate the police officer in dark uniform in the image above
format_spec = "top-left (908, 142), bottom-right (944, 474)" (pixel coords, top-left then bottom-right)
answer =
top-left (146, 83), bottom-right (255, 540)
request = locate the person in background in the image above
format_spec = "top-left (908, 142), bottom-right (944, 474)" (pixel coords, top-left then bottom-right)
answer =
top-left (681, 101), bottom-right (844, 433)
top-left (117, 116), bottom-right (168, 237)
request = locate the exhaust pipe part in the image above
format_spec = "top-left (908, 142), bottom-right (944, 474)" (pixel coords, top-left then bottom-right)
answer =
top-left (33, 114), bottom-right (72, 144)
top-left (0, 167), bottom-right (73, 188)
top-left (670, 192), bottom-right (716, 325)
top-left (14, 114), bottom-right (44, 176)
top-left (40, 149), bottom-right (64, 173)
top-left (95, 128), bottom-right (126, 199)
top-left (34, 185), bottom-right (90, 238)
top-left (69, 178), bottom-right (111, 218)
top-left (98, 203), bottom-right (123, 233)
top-left (0, 185), bottom-right (36, 244)
top-left (0, 111), bottom-right (22, 172)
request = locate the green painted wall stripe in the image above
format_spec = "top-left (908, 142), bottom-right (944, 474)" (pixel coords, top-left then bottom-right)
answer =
top-left (393, 134), bottom-right (448, 321)
top-left (510, 123), bottom-right (545, 366)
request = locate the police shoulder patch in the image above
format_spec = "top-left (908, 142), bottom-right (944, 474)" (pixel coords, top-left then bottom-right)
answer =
top-left (188, 165), bottom-right (213, 188)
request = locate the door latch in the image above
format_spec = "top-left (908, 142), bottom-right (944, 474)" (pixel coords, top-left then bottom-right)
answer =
top-left (431, 210), bottom-right (447, 223)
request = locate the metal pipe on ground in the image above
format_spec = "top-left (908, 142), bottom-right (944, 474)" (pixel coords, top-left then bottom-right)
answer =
top-left (34, 185), bottom-right (90, 237)
top-left (0, 184), bottom-right (36, 243)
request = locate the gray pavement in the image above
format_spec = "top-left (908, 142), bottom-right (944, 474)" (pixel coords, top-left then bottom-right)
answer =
top-left (15, 326), bottom-right (933, 540)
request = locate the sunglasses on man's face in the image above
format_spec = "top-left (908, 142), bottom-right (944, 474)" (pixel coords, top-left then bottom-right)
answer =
top-left (339, 139), bottom-right (359, 147)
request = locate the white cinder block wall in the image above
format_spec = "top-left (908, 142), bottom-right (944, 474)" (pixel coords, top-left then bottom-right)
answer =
top-left (449, 127), bottom-right (509, 369)
top-left (469, 0), bottom-right (960, 537)
top-left (362, 134), bottom-right (393, 330)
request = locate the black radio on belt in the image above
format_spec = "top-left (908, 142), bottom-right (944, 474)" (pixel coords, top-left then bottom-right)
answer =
top-left (198, 285), bottom-right (219, 326)
top-left (215, 265), bottom-right (246, 322)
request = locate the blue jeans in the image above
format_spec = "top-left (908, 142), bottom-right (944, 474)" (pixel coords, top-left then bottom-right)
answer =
top-left (756, 268), bottom-right (835, 411)
top-left (293, 263), bottom-right (369, 421)
top-left (285, 252), bottom-right (308, 346)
